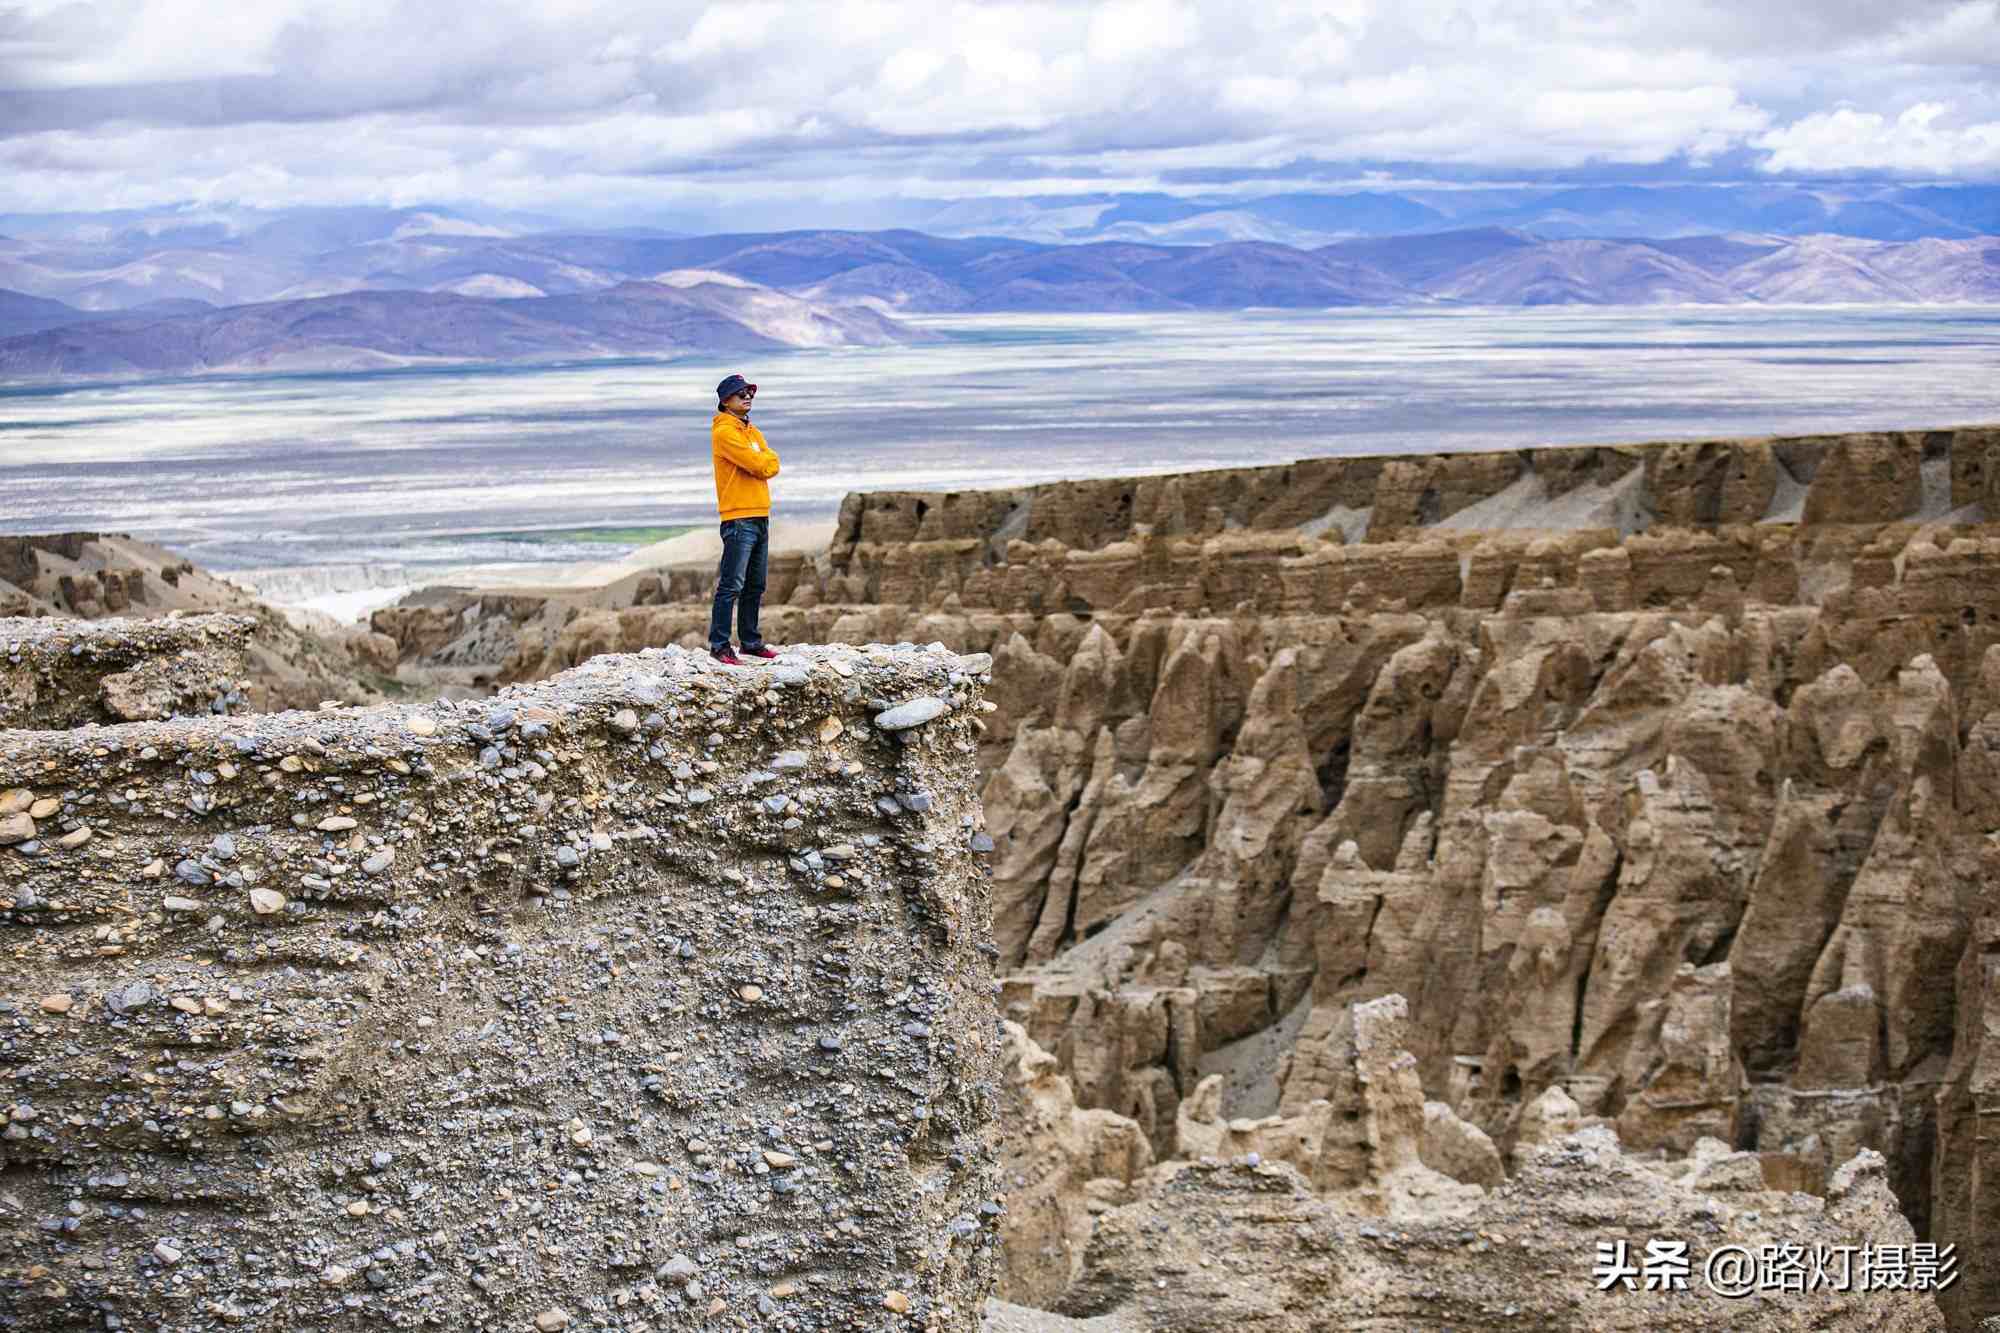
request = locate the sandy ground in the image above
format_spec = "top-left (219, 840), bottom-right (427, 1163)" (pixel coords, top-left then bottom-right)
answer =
top-left (291, 584), bottom-right (420, 623)
top-left (557, 515), bottom-right (840, 588)
top-left (1196, 991), bottom-right (1315, 1119)
top-left (1432, 468), bottom-right (1647, 535)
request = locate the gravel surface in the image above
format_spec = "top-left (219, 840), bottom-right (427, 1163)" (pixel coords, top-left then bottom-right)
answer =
top-left (1, 614), bottom-right (255, 729)
top-left (1, 640), bottom-right (1003, 1330)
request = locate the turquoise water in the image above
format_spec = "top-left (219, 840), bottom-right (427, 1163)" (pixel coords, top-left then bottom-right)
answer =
top-left (2, 306), bottom-right (1998, 573)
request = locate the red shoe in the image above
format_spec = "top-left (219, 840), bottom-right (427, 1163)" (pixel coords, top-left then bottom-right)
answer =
top-left (711, 647), bottom-right (744, 666)
top-left (740, 644), bottom-right (779, 660)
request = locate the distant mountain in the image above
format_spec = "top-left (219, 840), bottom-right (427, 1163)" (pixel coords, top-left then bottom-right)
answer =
top-left (1868, 237), bottom-right (2000, 303)
top-left (0, 243), bottom-right (304, 310)
top-left (1317, 228), bottom-right (1537, 286)
top-left (1, 186), bottom-right (1994, 285)
top-left (1628, 235), bottom-right (1788, 274)
top-left (1726, 237), bottom-right (1931, 304)
top-left (920, 182), bottom-right (2000, 246)
top-left (0, 289), bottom-right (215, 339)
top-left (1894, 186), bottom-right (2000, 235)
top-left (3, 209), bottom-right (1999, 382)
top-left (1239, 191), bottom-right (1452, 235)
top-left (1122, 242), bottom-right (1413, 308)
top-left (0, 278), bottom-right (923, 381)
top-left (238, 207), bottom-right (517, 260)
top-left (0, 288), bottom-right (93, 339)
top-left (1426, 238), bottom-right (1742, 305)
top-left (958, 244), bottom-right (1207, 311)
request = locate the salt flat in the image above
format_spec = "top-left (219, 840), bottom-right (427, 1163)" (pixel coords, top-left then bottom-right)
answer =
top-left (3, 307), bottom-right (1997, 618)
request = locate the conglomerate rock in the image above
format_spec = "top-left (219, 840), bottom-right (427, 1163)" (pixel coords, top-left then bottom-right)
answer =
top-left (0, 614), bottom-right (255, 730)
top-left (0, 643), bottom-right (1003, 1331)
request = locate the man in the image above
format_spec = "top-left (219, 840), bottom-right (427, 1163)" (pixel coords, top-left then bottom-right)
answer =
top-left (708, 372), bottom-right (781, 665)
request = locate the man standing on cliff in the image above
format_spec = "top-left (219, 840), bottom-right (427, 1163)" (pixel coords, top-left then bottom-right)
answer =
top-left (708, 372), bottom-right (781, 666)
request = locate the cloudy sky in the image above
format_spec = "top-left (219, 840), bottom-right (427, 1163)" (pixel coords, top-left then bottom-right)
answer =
top-left (2, 0), bottom-right (1997, 221)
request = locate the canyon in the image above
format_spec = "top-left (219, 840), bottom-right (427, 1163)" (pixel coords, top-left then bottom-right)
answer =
top-left (366, 422), bottom-right (2000, 1327)
top-left (10, 421), bottom-right (2000, 1327)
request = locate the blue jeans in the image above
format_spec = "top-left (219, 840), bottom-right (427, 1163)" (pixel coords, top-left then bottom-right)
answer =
top-left (709, 516), bottom-right (768, 652)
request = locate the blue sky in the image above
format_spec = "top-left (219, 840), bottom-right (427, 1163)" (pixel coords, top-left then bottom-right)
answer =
top-left (2, 0), bottom-right (1997, 222)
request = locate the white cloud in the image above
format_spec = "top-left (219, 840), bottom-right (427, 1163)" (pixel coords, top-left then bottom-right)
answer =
top-left (1, 0), bottom-right (292, 86)
top-left (1758, 103), bottom-right (2000, 174)
top-left (0, 0), bottom-right (1996, 217)
top-left (1085, 0), bottom-right (1198, 62)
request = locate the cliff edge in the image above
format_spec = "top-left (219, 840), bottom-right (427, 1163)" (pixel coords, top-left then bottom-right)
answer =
top-left (1, 641), bottom-right (1002, 1330)
top-left (361, 422), bottom-right (2000, 1329)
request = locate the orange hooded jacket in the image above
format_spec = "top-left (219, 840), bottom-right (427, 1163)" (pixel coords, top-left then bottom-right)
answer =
top-left (711, 411), bottom-right (780, 520)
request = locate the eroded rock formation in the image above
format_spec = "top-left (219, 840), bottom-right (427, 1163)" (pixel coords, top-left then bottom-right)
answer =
top-left (0, 643), bottom-right (1003, 1330)
top-left (350, 422), bottom-right (2000, 1328)
top-left (1000, 991), bottom-right (1942, 1330)
top-left (1, 533), bottom-right (387, 712)
top-left (1060, 1137), bottom-right (1942, 1331)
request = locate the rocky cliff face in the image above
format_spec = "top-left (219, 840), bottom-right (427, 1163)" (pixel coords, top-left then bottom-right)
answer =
top-left (0, 639), bottom-right (1004, 1330)
top-left (368, 423), bottom-right (2000, 1328)
top-left (0, 532), bottom-right (390, 713)
top-left (0, 615), bottom-right (255, 729)
top-left (1060, 995), bottom-right (1941, 1331)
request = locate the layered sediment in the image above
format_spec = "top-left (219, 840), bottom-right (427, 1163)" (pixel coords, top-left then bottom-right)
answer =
top-left (364, 422), bottom-right (2000, 1329)
top-left (0, 615), bottom-right (254, 730)
top-left (0, 643), bottom-right (1003, 1330)
top-left (0, 533), bottom-right (391, 712)
top-left (1049, 995), bottom-right (1940, 1331)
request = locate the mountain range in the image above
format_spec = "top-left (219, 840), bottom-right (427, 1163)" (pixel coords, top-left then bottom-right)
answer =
top-left (1, 203), bottom-right (1996, 381)
top-left (4, 185), bottom-right (1993, 258)
top-left (0, 273), bottom-right (918, 379)
top-left (977, 182), bottom-right (2000, 247)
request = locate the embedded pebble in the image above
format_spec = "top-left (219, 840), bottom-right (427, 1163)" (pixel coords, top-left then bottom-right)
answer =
top-left (874, 696), bottom-right (948, 730)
